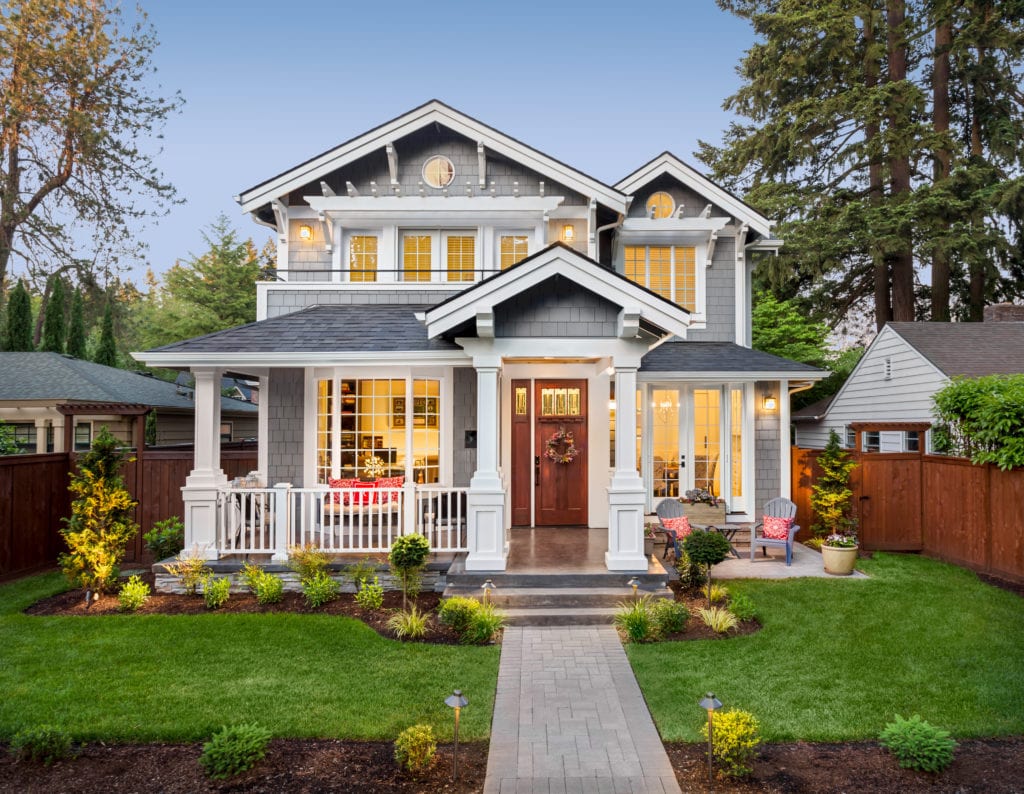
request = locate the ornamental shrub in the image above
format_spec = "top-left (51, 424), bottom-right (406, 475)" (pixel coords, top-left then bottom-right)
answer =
top-left (204, 576), bottom-right (231, 610)
top-left (675, 547), bottom-right (706, 591)
top-left (143, 517), bottom-right (184, 560)
top-left (729, 593), bottom-right (757, 622)
top-left (650, 598), bottom-right (688, 637)
top-left (387, 606), bottom-right (429, 640)
top-left (614, 597), bottom-right (655, 643)
top-left (879, 714), bottom-right (957, 773)
top-left (288, 545), bottom-right (330, 579)
top-left (162, 554), bottom-right (212, 596)
top-left (698, 606), bottom-right (739, 634)
top-left (301, 570), bottom-right (339, 608)
top-left (117, 575), bottom-right (150, 613)
top-left (704, 709), bottom-right (761, 777)
top-left (199, 723), bottom-right (272, 779)
top-left (933, 374), bottom-right (1024, 470)
top-left (354, 575), bottom-right (384, 610)
top-left (9, 725), bottom-right (73, 765)
top-left (394, 724), bottom-right (436, 773)
top-left (240, 562), bottom-right (283, 604)
top-left (810, 429), bottom-right (858, 539)
top-left (438, 596), bottom-right (481, 634)
top-left (461, 602), bottom-right (506, 644)
top-left (709, 584), bottom-right (729, 603)
top-left (344, 556), bottom-right (378, 588)
top-left (58, 428), bottom-right (139, 598)
top-left (682, 530), bottom-right (732, 605)
top-left (389, 533), bottom-right (431, 608)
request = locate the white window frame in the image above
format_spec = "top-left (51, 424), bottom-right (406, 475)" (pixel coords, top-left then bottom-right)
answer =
top-left (400, 229), bottom-right (480, 283)
top-left (344, 230), bottom-right (380, 283)
top-left (495, 230), bottom-right (532, 272)
top-left (619, 240), bottom-right (707, 320)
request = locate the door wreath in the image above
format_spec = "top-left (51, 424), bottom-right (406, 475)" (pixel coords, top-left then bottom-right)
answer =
top-left (545, 427), bottom-right (579, 464)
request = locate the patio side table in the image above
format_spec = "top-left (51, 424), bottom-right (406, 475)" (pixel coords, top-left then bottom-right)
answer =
top-left (691, 522), bottom-right (743, 559)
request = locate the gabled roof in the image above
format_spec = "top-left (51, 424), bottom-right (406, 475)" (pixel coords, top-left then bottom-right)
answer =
top-left (615, 152), bottom-right (774, 239)
top-left (0, 353), bottom-right (256, 414)
top-left (423, 243), bottom-right (691, 340)
top-left (792, 395), bottom-right (835, 422)
top-left (640, 341), bottom-right (826, 379)
top-left (237, 100), bottom-right (628, 215)
top-left (888, 321), bottom-right (1024, 377)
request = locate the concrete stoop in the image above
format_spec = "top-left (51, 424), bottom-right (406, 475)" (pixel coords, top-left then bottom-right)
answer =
top-left (443, 557), bottom-right (674, 626)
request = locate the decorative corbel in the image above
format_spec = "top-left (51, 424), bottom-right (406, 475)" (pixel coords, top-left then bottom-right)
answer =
top-left (617, 307), bottom-right (641, 339)
top-left (271, 199), bottom-right (288, 244)
top-left (320, 180), bottom-right (336, 197)
top-left (317, 211), bottom-right (333, 254)
top-left (344, 181), bottom-right (358, 197)
top-left (386, 142), bottom-right (399, 186)
top-left (706, 229), bottom-right (718, 268)
top-left (737, 223), bottom-right (748, 264)
top-left (476, 309), bottom-right (495, 338)
top-left (700, 204), bottom-right (712, 218)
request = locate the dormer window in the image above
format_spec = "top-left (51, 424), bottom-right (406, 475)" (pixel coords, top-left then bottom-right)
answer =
top-left (646, 192), bottom-right (675, 219)
top-left (422, 155), bottom-right (455, 188)
top-left (624, 245), bottom-right (696, 310)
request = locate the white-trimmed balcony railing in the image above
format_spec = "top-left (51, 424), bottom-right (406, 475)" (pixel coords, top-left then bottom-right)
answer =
top-left (215, 484), bottom-right (469, 556)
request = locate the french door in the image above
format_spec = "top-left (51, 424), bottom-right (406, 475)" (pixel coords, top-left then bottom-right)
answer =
top-left (643, 384), bottom-right (750, 514)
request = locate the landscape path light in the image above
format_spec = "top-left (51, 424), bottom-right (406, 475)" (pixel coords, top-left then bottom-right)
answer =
top-left (700, 691), bottom-right (723, 785)
top-left (444, 688), bottom-right (469, 780)
top-left (627, 576), bottom-right (640, 602)
top-left (480, 578), bottom-right (495, 605)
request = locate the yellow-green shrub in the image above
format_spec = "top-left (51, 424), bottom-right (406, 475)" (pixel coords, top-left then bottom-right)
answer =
top-left (394, 724), bottom-right (436, 772)
top-left (703, 709), bottom-right (761, 777)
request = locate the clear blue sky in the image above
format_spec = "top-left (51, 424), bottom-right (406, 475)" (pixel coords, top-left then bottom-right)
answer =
top-left (132, 0), bottom-right (754, 281)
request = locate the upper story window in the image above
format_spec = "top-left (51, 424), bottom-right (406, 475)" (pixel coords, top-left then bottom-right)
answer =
top-left (499, 233), bottom-right (530, 270)
top-left (402, 230), bottom-right (477, 283)
top-left (422, 155), bottom-right (455, 188)
top-left (349, 235), bottom-right (378, 282)
top-left (646, 191), bottom-right (675, 219)
top-left (624, 245), bottom-right (696, 310)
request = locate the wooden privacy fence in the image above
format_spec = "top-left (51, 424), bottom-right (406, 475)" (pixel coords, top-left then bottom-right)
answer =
top-left (0, 445), bottom-right (257, 579)
top-left (792, 446), bottom-right (1024, 584)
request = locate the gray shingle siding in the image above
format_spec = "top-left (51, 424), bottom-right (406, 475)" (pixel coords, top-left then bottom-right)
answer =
top-left (266, 289), bottom-right (460, 318)
top-left (627, 177), bottom-right (729, 220)
top-left (495, 278), bottom-right (619, 338)
top-left (687, 237), bottom-right (735, 343)
top-left (754, 380), bottom-right (781, 512)
top-left (452, 368), bottom-right (476, 486)
top-left (268, 369), bottom-right (304, 486)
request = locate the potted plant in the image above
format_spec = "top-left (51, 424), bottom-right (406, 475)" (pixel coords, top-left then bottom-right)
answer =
top-left (811, 430), bottom-right (859, 575)
top-left (681, 488), bottom-right (726, 525)
top-left (644, 524), bottom-right (656, 557)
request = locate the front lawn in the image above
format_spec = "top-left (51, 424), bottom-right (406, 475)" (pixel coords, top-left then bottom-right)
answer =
top-left (0, 573), bottom-right (499, 742)
top-left (630, 553), bottom-right (1024, 742)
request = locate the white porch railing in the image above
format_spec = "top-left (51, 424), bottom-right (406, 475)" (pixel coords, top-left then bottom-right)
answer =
top-left (216, 484), bottom-right (469, 556)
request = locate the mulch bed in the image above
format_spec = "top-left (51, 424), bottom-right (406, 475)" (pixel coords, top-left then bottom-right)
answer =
top-left (658, 581), bottom-right (761, 641)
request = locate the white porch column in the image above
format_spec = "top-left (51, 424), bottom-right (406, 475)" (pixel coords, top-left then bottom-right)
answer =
top-left (465, 359), bottom-right (508, 571)
top-left (182, 367), bottom-right (226, 559)
top-left (779, 378), bottom-right (791, 499)
top-left (34, 419), bottom-right (48, 454)
top-left (606, 364), bottom-right (648, 570)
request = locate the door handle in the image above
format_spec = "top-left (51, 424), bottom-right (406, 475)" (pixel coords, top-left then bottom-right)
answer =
top-left (534, 455), bottom-right (540, 485)
top-left (679, 455), bottom-right (686, 469)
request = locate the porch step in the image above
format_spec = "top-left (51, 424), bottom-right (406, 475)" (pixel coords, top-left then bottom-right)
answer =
top-left (500, 607), bottom-right (622, 626)
top-left (447, 586), bottom-right (673, 609)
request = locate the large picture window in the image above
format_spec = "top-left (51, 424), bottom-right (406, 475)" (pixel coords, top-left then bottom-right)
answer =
top-left (624, 245), bottom-right (696, 310)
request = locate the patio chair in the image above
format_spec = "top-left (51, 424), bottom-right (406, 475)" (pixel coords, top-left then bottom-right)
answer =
top-left (655, 499), bottom-right (690, 559)
top-left (749, 497), bottom-right (800, 566)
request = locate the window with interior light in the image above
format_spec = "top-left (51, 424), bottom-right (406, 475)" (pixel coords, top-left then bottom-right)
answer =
top-left (499, 233), bottom-right (530, 270)
top-left (422, 155), bottom-right (455, 188)
top-left (624, 245), bottom-right (696, 310)
top-left (646, 191), bottom-right (675, 219)
top-left (349, 235), bottom-right (378, 282)
top-left (402, 231), bottom-right (477, 282)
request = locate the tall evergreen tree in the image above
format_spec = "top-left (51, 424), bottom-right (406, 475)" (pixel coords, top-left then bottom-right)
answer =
top-left (4, 279), bottom-right (33, 351)
top-left (40, 275), bottom-right (66, 353)
top-left (66, 289), bottom-right (87, 359)
top-left (94, 301), bottom-right (117, 367)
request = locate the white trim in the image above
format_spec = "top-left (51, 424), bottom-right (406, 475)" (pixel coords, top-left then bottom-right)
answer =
top-left (638, 370), bottom-right (824, 382)
top-left (615, 153), bottom-right (773, 238)
top-left (136, 350), bottom-right (472, 369)
top-left (780, 379), bottom-right (791, 499)
top-left (237, 101), bottom-right (628, 214)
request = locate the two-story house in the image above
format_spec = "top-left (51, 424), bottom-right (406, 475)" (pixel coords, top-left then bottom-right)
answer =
top-left (136, 101), bottom-right (822, 572)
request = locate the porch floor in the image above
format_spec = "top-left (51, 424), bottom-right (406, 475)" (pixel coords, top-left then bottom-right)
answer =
top-left (506, 527), bottom-right (668, 576)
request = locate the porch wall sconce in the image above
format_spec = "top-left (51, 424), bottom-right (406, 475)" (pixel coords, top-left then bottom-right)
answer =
top-left (762, 394), bottom-right (778, 411)
top-left (298, 224), bottom-right (313, 241)
top-left (700, 691), bottom-right (723, 784)
top-left (562, 223), bottom-right (575, 243)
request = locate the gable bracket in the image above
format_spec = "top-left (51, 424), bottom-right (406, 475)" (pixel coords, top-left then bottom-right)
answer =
top-left (344, 181), bottom-right (358, 197)
top-left (476, 309), bottom-right (494, 338)
top-left (736, 224), bottom-right (748, 265)
top-left (386, 143), bottom-right (399, 185)
top-left (617, 307), bottom-right (641, 339)
top-left (271, 200), bottom-right (288, 244)
top-left (320, 180), bottom-right (337, 197)
top-left (477, 141), bottom-right (487, 188)
top-left (317, 211), bottom-right (333, 254)
top-left (706, 229), bottom-right (718, 268)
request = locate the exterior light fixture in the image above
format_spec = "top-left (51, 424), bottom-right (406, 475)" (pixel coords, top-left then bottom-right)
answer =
top-left (762, 394), bottom-right (777, 411)
top-left (562, 224), bottom-right (575, 242)
top-left (298, 224), bottom-right (313, 241)
top-left (444, 689), bottom-right (469, 780)
top-left (700, 691), bottom-right (723, 784)
top-left (480, 578), bottom-right (495, 605)
top-left (608, 399), bottom-right (617, 412)
top-left (628, 576), bottom-right (640, 601)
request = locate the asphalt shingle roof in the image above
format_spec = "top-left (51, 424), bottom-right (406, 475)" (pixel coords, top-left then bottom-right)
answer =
top-left (149, 304), bottom-right (459, 353)
top-left (0, 353), bottom-right (256, 414)
top-left (888, 321), bottom-right (1024, 377)
top-left (640, 341), bottom-right (823, 373)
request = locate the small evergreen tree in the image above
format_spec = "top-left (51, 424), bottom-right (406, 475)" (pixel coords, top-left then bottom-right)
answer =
top-left (5, 279), bottom-right (34, 351)
top-left (93, 301), bottom-right (117, 367)
top-left (59, 427), bottom-right (139, 600)
top-left (40, 275), bottom-right (67, 353)
top-left (66, 289), bottom-right (87, 359)
top-left (810, 429), bottom-right (858, 538)
top-left (388, 533), bottom-right (430, 609)
top-left (682, 530), bottom-right (733, 606)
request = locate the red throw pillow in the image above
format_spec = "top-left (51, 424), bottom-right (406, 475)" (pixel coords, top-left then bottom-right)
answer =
top-left (328, 477), bottom-right (359, 504)
top-left (662, 516), bottom-right (692, 537)
top-left (376, 476), bottom-right (405, 504)
top-left (762, 515), bottom-right (793, 539)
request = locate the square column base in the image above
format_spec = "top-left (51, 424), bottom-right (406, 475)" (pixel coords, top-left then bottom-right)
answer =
top-left (465, 485), bottom-right (508, 571)
top-left (606, 484), bottom-right (648, 571)
top-left (182, 473), bottom-right (227, 560)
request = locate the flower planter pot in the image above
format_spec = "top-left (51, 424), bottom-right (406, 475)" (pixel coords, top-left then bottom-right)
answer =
top-left (821, 544), bottom-right (859, 576)
top-left (683, 503), bottom-right (727, 526)
top-left (644, 536), bottom-right (655, 557)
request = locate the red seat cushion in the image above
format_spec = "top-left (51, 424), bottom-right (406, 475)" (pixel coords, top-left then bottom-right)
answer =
top-left (762, 515), bottom-right (793, 539)
top-left (662, 516), bottom-right (692, 537)
top-left (327, 478), bottom-right (359, 504)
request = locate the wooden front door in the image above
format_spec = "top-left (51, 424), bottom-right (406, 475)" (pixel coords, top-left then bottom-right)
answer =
top-left (535, 380), bottom-right (588, 526)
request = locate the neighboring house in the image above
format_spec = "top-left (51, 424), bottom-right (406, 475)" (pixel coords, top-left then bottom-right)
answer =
top-left (136, 100), bottom-right (823, 571)
top-left (793, 306), bottom-right (1024, 452)
top-left (0, 352), bottom-right (258, 452)
top-left (175, 372), bottom-right (260, 405)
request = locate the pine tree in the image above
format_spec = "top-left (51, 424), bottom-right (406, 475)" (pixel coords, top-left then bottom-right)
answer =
top-left (40, 275), bottom-right (67, 353)
top-left (4, 279), bottom-right (33, 351)
top-left (94, 301), bottom-right (117, 367)
top-left (810, 430), bottom-right (858, 539)
top-left (66, 289), bottom-right (87, 359)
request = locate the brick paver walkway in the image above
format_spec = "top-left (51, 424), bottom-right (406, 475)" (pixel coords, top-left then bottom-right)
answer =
top-left (484, 626), bottom-right (681, 794)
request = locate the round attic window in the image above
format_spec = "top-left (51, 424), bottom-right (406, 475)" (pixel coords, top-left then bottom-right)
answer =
top-left (646, 191), bottom-right (675, 219)
top-left (422, 155), bottom-right (455, 188)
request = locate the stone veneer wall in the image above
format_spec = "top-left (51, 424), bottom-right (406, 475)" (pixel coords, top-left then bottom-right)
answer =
top-left (452, 367), bottom-right (476, 486)
top-left (754, 379), bottom-right (781, 511)
top-left (268, 369), bottom-right (305, 486)
top-left (155, 562), bottom-right (449, 594)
